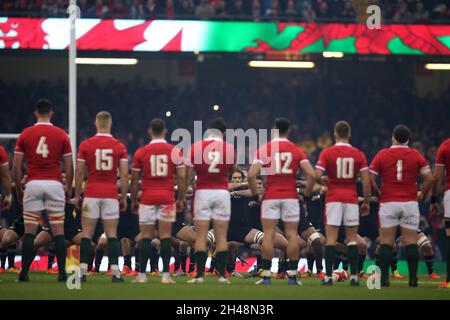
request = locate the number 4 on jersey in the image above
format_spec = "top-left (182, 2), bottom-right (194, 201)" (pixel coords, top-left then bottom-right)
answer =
top-left (36, 136), bottom-right (49, 158)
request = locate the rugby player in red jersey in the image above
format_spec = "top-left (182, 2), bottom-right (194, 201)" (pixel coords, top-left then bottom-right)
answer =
top-left (185, 118), bottom-right (235, 284)
top-left (75, 111), bottom-right (129, 282)
top-left (314, 121), bottom-right (371, 286)
top-left (131, 118), bottom-right (186, 284)
top-left (248, 118), bottom-right (316, 285)
top-left (370, 125), bottom-right (433, 287)
top-left (0, 144), bottom-right (12, 212)
top-left (13, 99), bottom-right (74, 282)
top-left (431, 137), bottom-right (450, 288)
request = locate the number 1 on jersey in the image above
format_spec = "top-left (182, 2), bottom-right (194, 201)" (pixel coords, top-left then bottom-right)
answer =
top-left (396, 160), bottom-right (403, 181)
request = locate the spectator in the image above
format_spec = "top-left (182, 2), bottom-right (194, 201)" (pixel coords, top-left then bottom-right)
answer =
top-left (95, 0), bottom-right (109, 18)
top-left (393, 1), bottom-right (413, 23)
top-left (177, 0), bottom-right (194, 19)
top-left (195, 0), bottom-right (215, 20)
top-left (340, 1), bottom-right (356, 21)
top-left (284, 0), bottom-right (298, 19)
top-left (78, 0), bottom-right (94, 18)
top-left (215, 0), bottom-right (227, 19)
top-left (430, 3), bottom-right (448, 21)
top-left (316, 1), bottom-right (329, 21)
top-left (144, 0), bottom-right (160, 19)
top-left (302, 2), bottom-right (316, 22)
top-left (252, 0), bottom-right (262, 21)
top-left (229, 0), bottom-right (247, 19)
top-left (265, 0), bottom-right (281, 21)
top-left (164, 0), bottom-right (176, 20)
top-left (110, 0), bottom-right (127, 18)
top-left (129, 0), bottom-right (146, 19)
top-left (413, 1), bottom-right (429, 23)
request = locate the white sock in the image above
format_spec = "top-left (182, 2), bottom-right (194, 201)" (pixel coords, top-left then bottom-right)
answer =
top-left (325, 276), bottom-right (332, 282)
top-left (80, 263), bottom-right (88, 276)
top-left (111, 265), bottom-right (120, 278)
top-left (162, 272), bottom-right (170, 279)
top-left (350, 275), bottom-right (358, 281)
top-left (138, 272), bottom-right (147, 278)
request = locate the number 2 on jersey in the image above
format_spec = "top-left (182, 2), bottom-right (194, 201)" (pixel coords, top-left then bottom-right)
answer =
top-left (208, 151), bottom-right (220, 173)
top-left (36, 136), bottom-right (49, 158)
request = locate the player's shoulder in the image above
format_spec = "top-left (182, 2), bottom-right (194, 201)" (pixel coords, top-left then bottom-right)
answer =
top-left (441, 138), bottom-right (450, 150)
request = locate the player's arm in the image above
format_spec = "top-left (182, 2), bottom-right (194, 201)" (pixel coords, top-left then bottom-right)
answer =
top-left (0, 164), bottom-right (12, 211)
top-left (176, 166), bottom-right (186, 212)
top-left (360, 169), bottom-right (371, 216)
top-left (12, 153), bottom-right (24, 204)
top-left (63, 154), bottom-right (74, 199)
top-left (119, 159), bottom-right (129, 212)
top-left (74, 160), bottom-right (85, 208)
top-left (369, 173), bottom-right (381, 198)
top-left (418, 170), bottom-right (434, 202)
top-left (431, 165), bottom-right (445, 208)
top-left (301, 160), bottom-right (317, 197)
top-left (130, 170), bottom-right (140, 214)
top-left (248, 162), bottom-right (262, 196)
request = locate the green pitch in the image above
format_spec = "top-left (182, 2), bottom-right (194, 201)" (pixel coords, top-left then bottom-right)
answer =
top-left (0, 272), bottom-right (449, 300)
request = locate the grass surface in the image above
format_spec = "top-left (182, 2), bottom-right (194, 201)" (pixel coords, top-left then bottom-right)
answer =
top-left (0, 272), bottom-right (449, 300)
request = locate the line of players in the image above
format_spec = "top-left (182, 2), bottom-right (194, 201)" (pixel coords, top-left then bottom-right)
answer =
top-left (0, 98), bottom-right (449, 287)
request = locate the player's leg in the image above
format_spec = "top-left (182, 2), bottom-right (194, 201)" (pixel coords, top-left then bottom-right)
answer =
top-left (378, 202), bottom-right (401, 286)
top-left (79, 199), bottom-right (99, 277)
top-left (283, 221), bottom-right (301, 284)
top-left (301, 227), bottom-right (325, 277)
top-left (0, 229), bottom-right (6, 270)
top-left (100, 199), bottom-right (122, 281)
top-left (33, 229), bottom-right (53, 271)
top-left (212, 219), bottom-right (230, 282)
top-left (0, 229), bottom-right (19, 270)
top-left (356, 234), bottom-right (368, 277)
top-left (442, 191), bottom-right (450, 286)
top-left (44, 183), bottom-right (67, 281)
top-left (157, 204), bottom-right (176, 283)
top-left (323, 202), bottom-right (343, 285)
top-left (399, 201), bottom-right (421, 287)
top-left (133, 204), bottom-right (157, 283)
top-left (259, 218), bottom-right (277, 284)
top-left (121, 238), bottom-right (132, 274)
top-left (418, 232), bottom-right (439, 278)
top-left (342, 203), bottom-right (360, 285)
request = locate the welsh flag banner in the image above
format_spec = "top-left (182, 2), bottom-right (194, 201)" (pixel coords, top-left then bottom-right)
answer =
top-left (0, 17), bottom-right (449, 55)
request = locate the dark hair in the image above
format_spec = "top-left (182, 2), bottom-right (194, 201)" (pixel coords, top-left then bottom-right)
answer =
top-left (274, 117), bottom-right (290, 134)
top-left (150, 118), bottom-right (166, 134)
top-left (393, 124), bottom-right (411, 144)
top-left (209, 117), bottom-right (227, 133)
top-left (230, 168), bottom-right (244, 180)
top-left (334, 120), bottom-right (351, 139)
top-left (36, 99), bottom-right (53, 115)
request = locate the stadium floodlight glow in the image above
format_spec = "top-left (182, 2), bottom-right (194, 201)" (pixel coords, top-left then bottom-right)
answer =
top-left (248, 60), bottom-right (315, 69)
top-left (213, 104), bottom-right (220, 111)
top-left (425, 63), bottom-right (450, 70)
top-left (165, 111), bottom-right (172, 117)
top-left (323, 51), bottom-right (344, 58)
top-left (75, 58), bottom-right (138, 65)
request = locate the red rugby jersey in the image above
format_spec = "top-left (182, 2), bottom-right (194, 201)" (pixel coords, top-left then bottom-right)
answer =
top-left (316, 143), bottom-right (368, 204)
top-left (436, 138), bottom-right (450, 191)
top-left (0, 145), bottom-right (8, 167)
top-left (77, 134), bottom-right (128, 199)
top-left (132, 139), bottom-right (183, 205)
top-left (254, 138), bottom-right (309, 200)
top-left (15, 122), bottom-right (72, 183)
top-left (370, 145), bottom-right (430, 202)
top-left (186, 136), bottom-right (235, 190)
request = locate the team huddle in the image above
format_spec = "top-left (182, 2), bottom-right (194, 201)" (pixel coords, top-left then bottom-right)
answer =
top-left (0, 98), bottom-right (449, 288)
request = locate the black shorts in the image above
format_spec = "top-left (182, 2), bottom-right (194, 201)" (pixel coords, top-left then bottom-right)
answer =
top-left (118, 212), bottom-right (140, 241)
top-left (227, 225), bottom-right (252, 243)
top-left (172, 214), bottom-right (186, 236)
top-left (298, 216), bottom-right (315, 235)
top-left (64, 219), bottom-right (82, 243)
top-left (8, 217), bottom-right (25, 238)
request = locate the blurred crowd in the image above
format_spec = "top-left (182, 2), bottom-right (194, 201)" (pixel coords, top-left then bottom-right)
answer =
top-left (0, 76), bottom-right (448, 166)
top-left (1, 0), bottom-right (449, 23)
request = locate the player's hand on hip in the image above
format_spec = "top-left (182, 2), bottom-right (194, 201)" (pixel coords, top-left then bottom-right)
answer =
top-left (120, 197), bottom-right (127, 212)
top-left (360, 202), bottom-right (370, 216)
top-left (1, 195), bottom-right (12, 212)
top-left (416, 191), bottom-right (424, 202)
top-left (74, 195), bottom-right (82, 210)
top-left (131, 201), bottom-right (139, 214)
